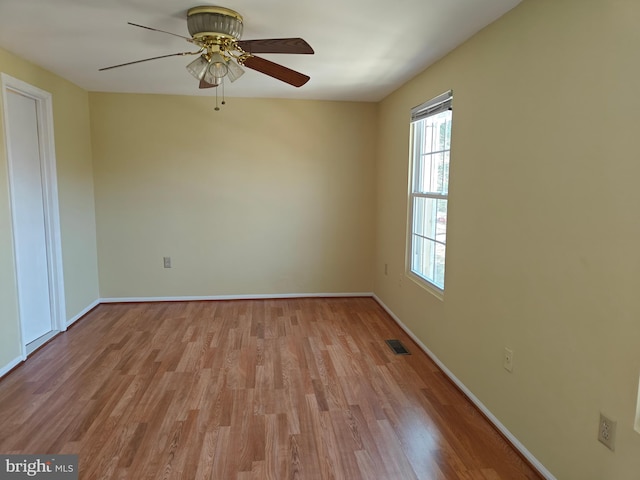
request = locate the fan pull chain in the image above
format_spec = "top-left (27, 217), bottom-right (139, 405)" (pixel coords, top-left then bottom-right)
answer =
top-left (222, 79), bottom-right (226, 106)
top-left (214, 85), bottom-right (220, 111)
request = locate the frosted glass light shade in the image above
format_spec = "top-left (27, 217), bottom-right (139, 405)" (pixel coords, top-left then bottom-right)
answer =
top-left (208, 52), bottom-right (228, 78)
top-left (226, 60), bottom-right (245, 82)
top-left (202, 69), bottom-right (222, 86)
top-left (186, 55), bottom-right (209, 80)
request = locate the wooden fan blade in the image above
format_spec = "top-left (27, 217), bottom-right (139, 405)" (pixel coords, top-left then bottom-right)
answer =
top-left (242, 56), bottom-right (310, 87)
top-left (128, 22), bottom-right (193, 42)
top-left (199, 79), bottom-right (217, 89)
top-left (99, 52), bottom-right (197, 71)
top-left (237, 38), bottom-right (314, 54)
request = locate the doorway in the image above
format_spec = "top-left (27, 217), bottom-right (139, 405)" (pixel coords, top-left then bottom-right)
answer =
top-left (1, 74), bottom-right (66, 357)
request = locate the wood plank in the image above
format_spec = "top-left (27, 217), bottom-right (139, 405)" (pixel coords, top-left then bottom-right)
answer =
top-left (0, 298), bottom-right (543, 479)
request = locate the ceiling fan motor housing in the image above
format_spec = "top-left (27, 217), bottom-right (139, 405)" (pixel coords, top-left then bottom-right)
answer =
top-left (187, 6), bottom-right (243, 41)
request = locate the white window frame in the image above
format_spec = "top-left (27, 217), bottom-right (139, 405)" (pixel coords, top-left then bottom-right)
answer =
top-left (407, 90), bottom-right (453, 295)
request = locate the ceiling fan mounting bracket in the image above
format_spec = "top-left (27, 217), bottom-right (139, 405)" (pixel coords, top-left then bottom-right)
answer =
top-left (187, 6), bottom-right (243, 22)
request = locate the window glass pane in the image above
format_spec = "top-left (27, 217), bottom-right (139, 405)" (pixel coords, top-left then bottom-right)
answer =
top-left (444, 115), bottom-right (452, 150)
top-left (411, 236), bottom-right (445, 290)
top-left (435, 199), bottom-right (447, 243)
top-left (413, 197), bottom-right (447, 244)
top-left (412, 124), bottom-right (426, 192)
top-left (420, 110), bottom-right (451, 154)
top-left (435, 111), bottom-right (451, 152)
top-left (442, 151), bottom-right (450, 195)
top-left (433, 243), bottom-right (446, 289)
top-left (414, 153), bottom-right (434, 194)
top-left (411, 234), bottom-right (433, 280)
top-left (412, 128), bottom-right (423, 192)
top-left (420, 119), bottom-right (436, 154)
top-left (413, 115), bottom-right (451, 195)
top-left (411, 234), bottom-right (422, 275)
top-left (413, 197), bottom-right (436, 240)
top-left (431, 152), bottom-right (446, 194)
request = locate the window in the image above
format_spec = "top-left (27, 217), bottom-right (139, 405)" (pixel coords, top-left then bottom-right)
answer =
top-left (408, 91), bottom-right (453, 292)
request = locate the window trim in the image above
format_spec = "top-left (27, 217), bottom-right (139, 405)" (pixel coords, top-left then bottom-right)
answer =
top-left (406, 90), bottom-right (453, 298)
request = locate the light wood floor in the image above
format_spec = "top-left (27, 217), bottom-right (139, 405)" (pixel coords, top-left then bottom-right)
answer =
top-left (0, 298), bottom-right (542, 479)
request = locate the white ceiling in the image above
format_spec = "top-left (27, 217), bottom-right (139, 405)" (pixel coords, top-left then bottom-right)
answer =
top-left (0, 0), bottom-right (521, 102)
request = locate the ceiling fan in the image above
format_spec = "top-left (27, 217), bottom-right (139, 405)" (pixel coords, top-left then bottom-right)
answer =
top-left (99, 6), bottom-right (314, 92)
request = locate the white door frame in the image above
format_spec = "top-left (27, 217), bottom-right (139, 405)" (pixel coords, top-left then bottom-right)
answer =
top-left (1, 73), bottom-right (66, 359)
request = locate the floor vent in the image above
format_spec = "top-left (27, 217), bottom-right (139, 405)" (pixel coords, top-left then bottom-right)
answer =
top-left (385, 339), bottom-right (410, 355)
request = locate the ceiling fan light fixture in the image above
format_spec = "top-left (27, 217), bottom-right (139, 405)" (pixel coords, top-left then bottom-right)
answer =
top-left (207, 52), bottom-right (229, 78)
top-left (186, 55), bottom-right (209, 80)
top-left (226, 59), bottom-right (245, 82)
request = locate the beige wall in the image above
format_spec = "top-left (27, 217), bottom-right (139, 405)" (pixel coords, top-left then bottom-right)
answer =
top-left (0, 48), bottom-right (99, 368)
top-left (90, 94), bottom-right (375, 298)
top-left (374, 0), bottom-right (640, 478)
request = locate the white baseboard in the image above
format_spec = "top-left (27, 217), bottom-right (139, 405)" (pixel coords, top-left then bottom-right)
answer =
top-left (66, 299), bottom-right (100, 327)
top-left (371, 294), bottom-right (556, 480)
top-left (100, 292), bottom-right (374, 303)
top-left (0, 355), bottom-right (24, 379)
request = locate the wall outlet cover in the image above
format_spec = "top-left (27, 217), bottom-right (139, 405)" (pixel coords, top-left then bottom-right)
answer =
top-left (598, 413), bottom-right (616, 451)
top-left (503, 347), bottom-right (514, 373)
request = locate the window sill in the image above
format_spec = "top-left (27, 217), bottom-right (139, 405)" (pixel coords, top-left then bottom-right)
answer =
top-left (406, 271), bottom-right (444, 301)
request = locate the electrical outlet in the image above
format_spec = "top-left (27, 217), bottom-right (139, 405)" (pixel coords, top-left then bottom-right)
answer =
top-left (163, 256), bottom-right (171, 268)
top-left (598, 413), bottom-right (616, 451)
top-left (503, 347), bottom-right (514, 372)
